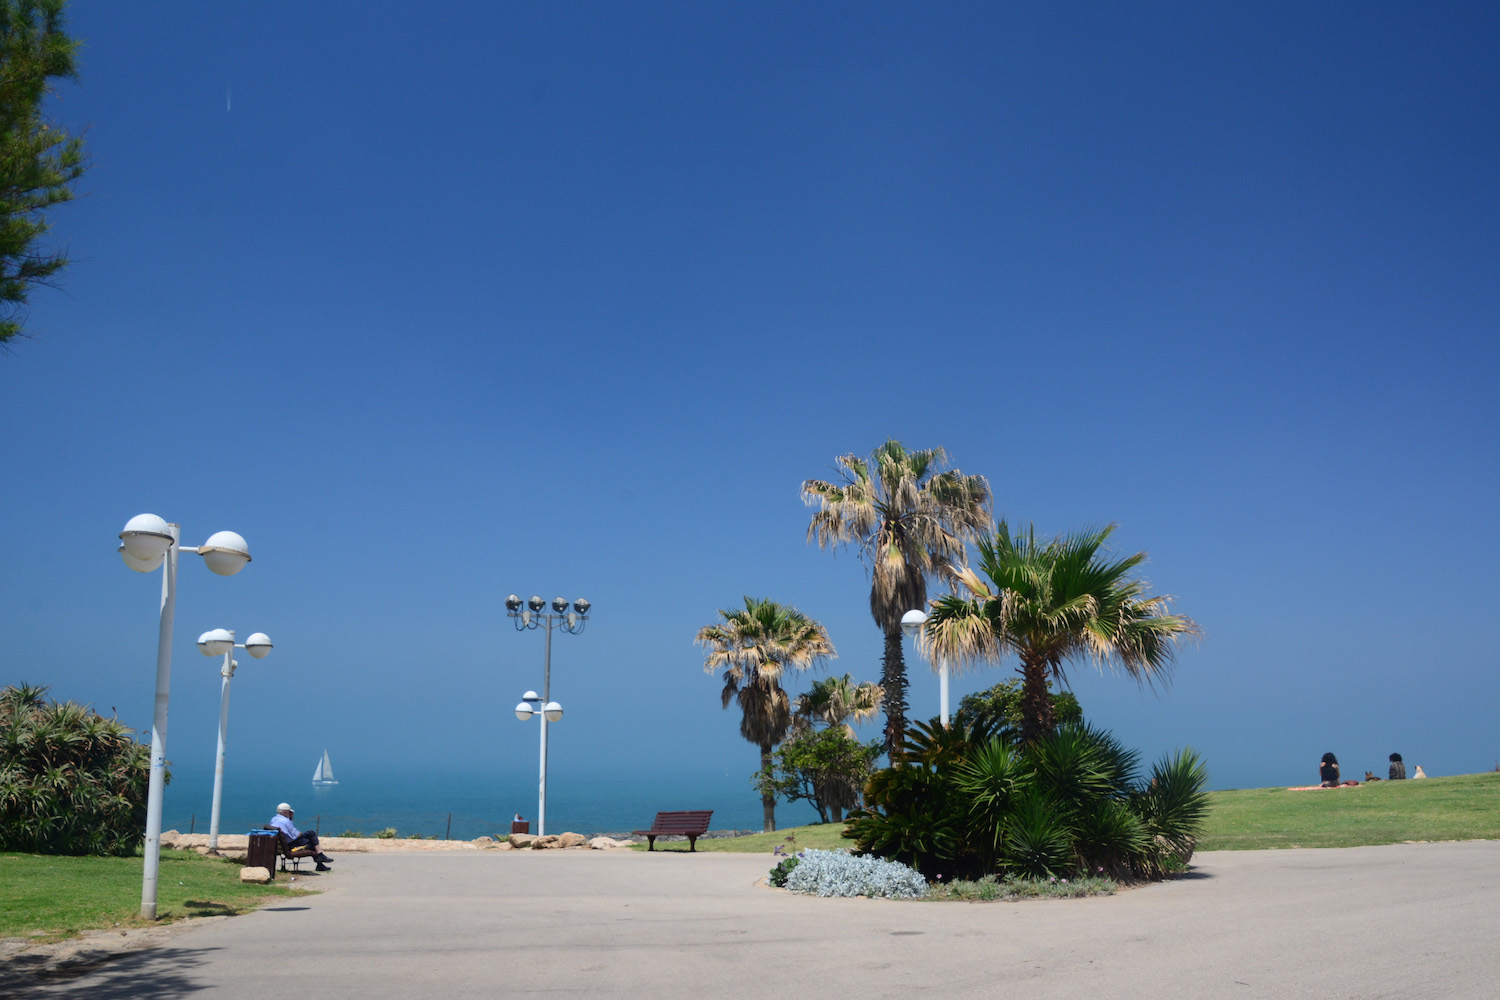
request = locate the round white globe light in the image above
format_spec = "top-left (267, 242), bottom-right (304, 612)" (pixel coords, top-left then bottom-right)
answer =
top-left (543, 702), bottom-right (563, 722)
top-left (900, 608), bottom-right (928, 639)
top-left (244, 633), bottom-right (273, 658)
top-left (514, 702), bottom-right (535, 721)
top-left (198, 531), bottom-right (251, 576)
top-left (119, 513), bottom-right (173, 571)
top-left (197, 628), bottom-right (235, 656)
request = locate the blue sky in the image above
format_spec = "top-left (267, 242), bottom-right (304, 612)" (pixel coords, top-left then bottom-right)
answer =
top-left (3, 2), bottom-right (1497, 801)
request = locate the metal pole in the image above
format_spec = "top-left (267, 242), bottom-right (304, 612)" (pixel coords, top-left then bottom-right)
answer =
top-left (940, 657), bottom-right (950, 727)
top-left (538, 619), bottom-right (553, 836)
top-left (208, 647), bottom-right (235, 851)
top-left (141, 524), bottom-right (179, 920)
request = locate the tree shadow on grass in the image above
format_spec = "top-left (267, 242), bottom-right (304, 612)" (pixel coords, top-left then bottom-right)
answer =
top-left (2, 944), bottom-right (215, 999)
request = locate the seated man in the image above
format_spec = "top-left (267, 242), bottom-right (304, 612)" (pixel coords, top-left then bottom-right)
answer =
top-left (269, 802), bottom-right (334, 871)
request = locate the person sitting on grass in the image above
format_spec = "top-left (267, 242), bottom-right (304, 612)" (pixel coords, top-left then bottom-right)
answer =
top-left (1319, 752), bottom-right (1340, 788)
top-left (1389, 753), bottom-right (1406, 780)
top-left (269, 802), bottom-right (335, 871)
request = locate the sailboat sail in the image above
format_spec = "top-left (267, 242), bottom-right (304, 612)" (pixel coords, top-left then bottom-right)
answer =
top-left (312, 749), bottom-right (338, 785)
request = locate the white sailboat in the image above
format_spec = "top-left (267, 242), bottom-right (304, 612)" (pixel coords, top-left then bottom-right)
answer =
top-left (312, 749), bottom-right (338, 786)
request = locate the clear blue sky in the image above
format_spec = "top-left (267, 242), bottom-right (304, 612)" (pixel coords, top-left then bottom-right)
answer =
top-left (3, 2), bottom-right (1497, 796)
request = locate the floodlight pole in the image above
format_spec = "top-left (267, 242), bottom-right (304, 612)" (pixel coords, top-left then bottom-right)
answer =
top-left (202, 630), bottom-right (273, 852)
top-left (506, 596), bottom-right (589, 836)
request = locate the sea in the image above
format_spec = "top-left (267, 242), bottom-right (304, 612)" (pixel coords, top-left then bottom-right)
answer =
top-left (161, 760), bottom-right (822, 841)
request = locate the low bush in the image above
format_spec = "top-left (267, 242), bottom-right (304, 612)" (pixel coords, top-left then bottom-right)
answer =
top-left (0, 684), bottom-right (152, 856)
top-left (373, 827), bottom-right (397, 839)
top-left (846, 720), bottom-right (1208, 881)
top-left (928, 873), bottom-right (1117, 901)
top-left (779, 848), bottom-right (928, 899)
top-left (768, 854), bottom-right (801, 887)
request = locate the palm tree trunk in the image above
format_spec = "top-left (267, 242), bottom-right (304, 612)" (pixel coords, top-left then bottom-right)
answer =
top-left (881, 625), bottom-right (908, 757)
top-left (1018, 653), bottom-right (1054, 745)
top-left (761, 741), bottom-right (776, 832)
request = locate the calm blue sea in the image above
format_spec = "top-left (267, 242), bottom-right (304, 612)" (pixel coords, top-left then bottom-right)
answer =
top-left (161, 759), bottom-right (821, 840)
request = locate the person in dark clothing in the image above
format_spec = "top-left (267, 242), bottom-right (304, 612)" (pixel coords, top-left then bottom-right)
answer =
top-left (1389, 753), bottom-right (1406, 780)
top-left (1319, 752), bottom-right (1340, 787)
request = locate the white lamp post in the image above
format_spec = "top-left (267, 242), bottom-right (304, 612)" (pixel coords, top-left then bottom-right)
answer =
top-left (196, 628), bottom-right (273, 853)
top-left (505, 594), bottom-right (589, 836)
top-left (513, 691), bottom-right (564, 834)
top-left (901, 608), bottom-right (950, 727)
top-left (118, 514), bottom-right (251, 919)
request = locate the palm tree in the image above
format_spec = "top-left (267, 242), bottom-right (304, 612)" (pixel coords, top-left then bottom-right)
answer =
top-left (924, 521), bottom-right (1200, 746)
top-left (802, 440), bottom-right (991, 753)
top-left (697, 597), bottom-right (836, 832)
top-left (794, 673), bottom-right (883, 736)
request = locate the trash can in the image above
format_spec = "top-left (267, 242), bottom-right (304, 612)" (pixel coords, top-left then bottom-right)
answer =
top-left (510, 820), bottom-right (530, 835)
top-left (247, 830), bottom-right (278, 873)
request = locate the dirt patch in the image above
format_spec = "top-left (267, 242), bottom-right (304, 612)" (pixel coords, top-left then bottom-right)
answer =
top-left (0, 916), bottom-right (225, 985)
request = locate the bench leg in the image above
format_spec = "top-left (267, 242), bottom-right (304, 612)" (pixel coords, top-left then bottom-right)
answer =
top-left (646, 835), bottom-right (656, 852)
top-left (688, 835), bottom-right (698, 852)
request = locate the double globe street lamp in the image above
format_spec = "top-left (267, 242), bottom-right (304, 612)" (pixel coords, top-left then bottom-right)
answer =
top-left (506, 595), bottom-right (589, 836)
top-left (119, 514), bottom-right (252, 920)
top-left (196, 628), bottom-right (273, 854)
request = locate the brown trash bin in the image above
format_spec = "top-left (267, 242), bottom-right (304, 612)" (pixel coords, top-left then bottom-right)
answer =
top-left (510, 820), bottom-right (530, 835)
top-left (247, 830), bottom-right (278, 873)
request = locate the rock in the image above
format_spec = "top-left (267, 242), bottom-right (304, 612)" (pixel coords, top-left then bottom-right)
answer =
top-left (588, 836), bottom-right (636, 850)
top-left (532, 835), bottom-right (562, 850)
top-left (507, 833), bottom-right (536, 848)
top-left (558, 832), bottom-right (588, 849)
top-left (239, 867), bottom-right (272, 884)
top-left (472, 836), bottom-right (494, 846)
top-left (494, 841), bottom-right (514, 850)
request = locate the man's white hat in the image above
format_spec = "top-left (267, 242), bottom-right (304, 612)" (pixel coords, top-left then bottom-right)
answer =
top-left (277, 802), bottom-right (292, 812)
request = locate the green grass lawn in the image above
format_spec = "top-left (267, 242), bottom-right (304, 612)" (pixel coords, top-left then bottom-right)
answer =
top-left (633, 823), bottom-right (851, 853)
top-left (659, 772), bottom-right (1500, 856)
top-left (0, 849), bottom-right (308, 942)
top-left (1197, 771), bottom-right (1500, 850)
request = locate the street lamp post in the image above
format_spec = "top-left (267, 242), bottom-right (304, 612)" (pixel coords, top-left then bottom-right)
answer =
top-left (901, 608), bottom-right (950, 727)
top-left (505, 594), bottom-right (589, 836)
top-left (513, 691), bottom-right (563, 834)
top-left (196, 628), bottom-right (273, 853)
top-left (118, 514), bottom-right (252, 920)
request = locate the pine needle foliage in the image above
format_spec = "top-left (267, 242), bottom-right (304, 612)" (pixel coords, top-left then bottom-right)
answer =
top-left (0, 0), bottom-right (86, 346)
top-left (0, 683), bottom-right (152, 855)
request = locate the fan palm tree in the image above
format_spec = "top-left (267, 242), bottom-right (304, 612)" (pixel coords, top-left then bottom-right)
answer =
top-left (924, 521), bottom-right (1200, 746)
top-left (697, 597), bottom-right (836, 832)
top-left (802, 440), bottom-right (990, 753)
top-left (794, 673), bottom-right (883, 736)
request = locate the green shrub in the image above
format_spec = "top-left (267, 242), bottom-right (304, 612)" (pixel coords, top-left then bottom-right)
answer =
top-left (0, 683), bottom-right (152, 856)
top-left (848, 720), bottom-right (1208, 881)
top-left (768, 854), bottom-right (801, 887)
top-left (373, 827), bottom-right (398, 839)
top-left (337, 830), bottom-right (364, 838)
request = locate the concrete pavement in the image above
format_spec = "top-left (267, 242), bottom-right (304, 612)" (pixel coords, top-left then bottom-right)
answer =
top-left (7, 840), bottom-right (1498, 999)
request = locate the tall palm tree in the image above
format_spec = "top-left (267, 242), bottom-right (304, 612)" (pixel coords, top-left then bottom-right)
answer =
top-left (697, 597), bottom-right (836, 832)
top-left (924, 521), bottom-right (1201, 746)
top-left (794, 673), bottom-right (883, 736)
top-left (802, 440), bottom-right (991, 753)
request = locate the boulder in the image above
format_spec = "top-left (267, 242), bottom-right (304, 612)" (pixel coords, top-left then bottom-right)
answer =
top-left (558, 832), bottom-right (588, 849)
top-left (472, 835), bottom-right (495, 846)
top-left (588, 836), bottom-right (636, 850)
top-left (239, 867), bottom-right (272, 884)
top-left (507, 833), bottom-right (536, 848)
top-left (532, 835), bottom-right (562, 850)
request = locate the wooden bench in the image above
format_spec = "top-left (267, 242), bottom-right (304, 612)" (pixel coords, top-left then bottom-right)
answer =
top-left (632, 810), bottom-right (713, 852)
top-left (263, 826), bottom-right (318, 872)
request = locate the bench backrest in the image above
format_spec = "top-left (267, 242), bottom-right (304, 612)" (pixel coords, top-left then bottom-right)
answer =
top-left (650, 810), bottom-right (713, 834)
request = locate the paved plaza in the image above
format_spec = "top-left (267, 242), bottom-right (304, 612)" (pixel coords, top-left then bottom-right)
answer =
top-left (6, 840), bottom-right (1498, 999)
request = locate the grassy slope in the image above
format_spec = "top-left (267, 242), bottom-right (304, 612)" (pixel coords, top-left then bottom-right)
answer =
top-left (1197, 771), bottom-right (1500, 850)
top-left (660, 773), bottom-right (1500, 855)
top-left (0, 849), bottom-right (307, 942)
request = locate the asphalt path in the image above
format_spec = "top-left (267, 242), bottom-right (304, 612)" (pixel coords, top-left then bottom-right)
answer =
top-left (7, 840), bottom-right (1497, 999)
